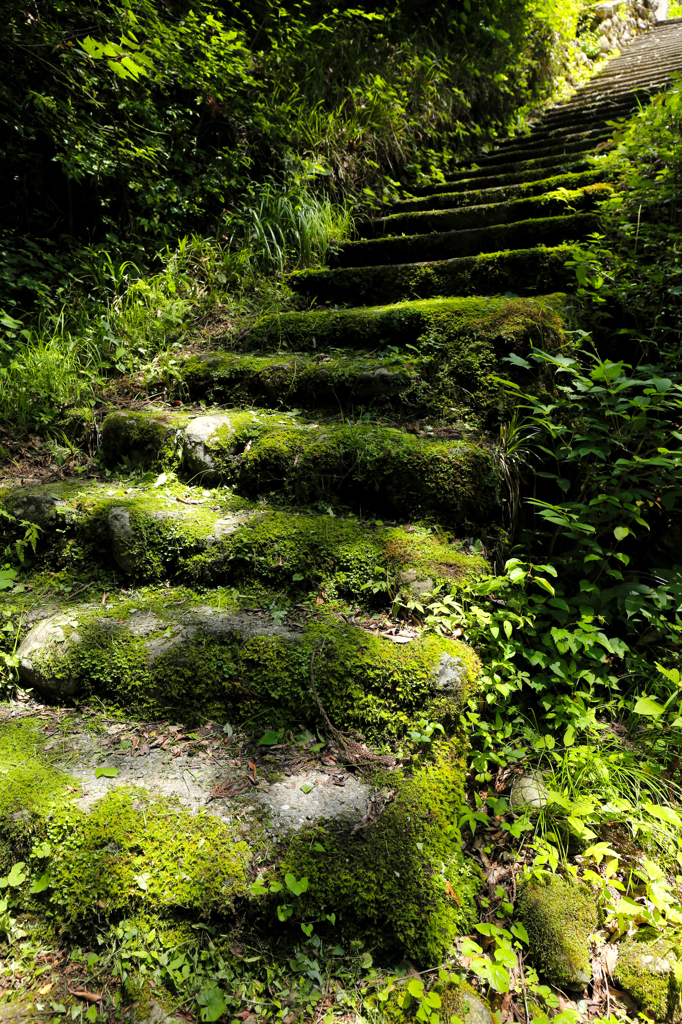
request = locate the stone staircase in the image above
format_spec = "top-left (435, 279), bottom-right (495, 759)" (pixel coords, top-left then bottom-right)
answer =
top-left (2, 19), bottom-right (682, 976)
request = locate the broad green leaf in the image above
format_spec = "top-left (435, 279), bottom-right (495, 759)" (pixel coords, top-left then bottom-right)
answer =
top-left (633, 696), bottom-right (665, 719)
top-left (7, 863), bottom-right (26, 887)
top-left (613, 526), bottom-right (629, 541)
top-left (407, 979), bottom-right (424, 999)
top-left (29, 872), bottom-right (50, 894)
top-left (197, 984), bottom-right (227, 1023)
top-left (285, 873), bottom-right (308, 896)
top-left (511, 922), bottom-right (529, 944)
top-left (95, 766), bottom-right (119, 778)
top-left (460, 938), bottom-right (483, 957)
top-left (258, 730), bottom-right (283, 746)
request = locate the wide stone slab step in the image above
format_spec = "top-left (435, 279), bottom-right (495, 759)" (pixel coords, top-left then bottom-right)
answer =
top-left (175, 302), bottom-right (565, 421)
top-left (241, 293), bottom-right (568, 353)
top-left (438, 148), bottom-right (600, 187)
top-left (408, 159), bottom-right (593, 198)
top-left (2, 479), bottom-right (488, 595)
top-left (444, 132), bottom-right (611, 177)
top-left (330, 213), bottom-right (598, 269)
top-left (16, 595), bottom-right (479, 735)
top-left (392, 169), bottom-right (607, 214)
top-left (93, 409), bottom-right (502, 526)
top-left (289, 244), bottom-right (576, 306)
top-left (361, 184), bottom-right (611, 239)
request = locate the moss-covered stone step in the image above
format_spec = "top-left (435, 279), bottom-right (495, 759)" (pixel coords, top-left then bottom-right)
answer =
top-left (183, 413), bottom-right (498, 525)
top-left (240, 292), bottom-right (568, 354)
top-left (0, 714), bottom-right (477, 963)
top-left (360, 184), bottom-right (611, 239)
top-left (2, 478), bottom-right (488, 597)
top-left (15, 594), bottom-right (479, 735)
top-left (174, 335), bottom-right (552, 422)
top-left (439, 143), bottom-right (604, 187)
top-left (92, 409), bottom-right (502, 526)
top-left (491, 125), bottom-right (614, 156)
top-left (400, 159), bottom-right (593, 199)
top-left (332, 213), bottom-right (597, 269)
top-left (393, 169), bottom-right (607, 214)
top-left (516, 102), bottom-right (637, 143)
top-left (445, 131), bottom-right (611, 175)
top-left (290, 245), bottom-right (576, 306)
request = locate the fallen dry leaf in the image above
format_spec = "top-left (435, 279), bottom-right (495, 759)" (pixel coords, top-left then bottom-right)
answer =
top-left (38, 983), bottom-right (53, 995)
top-left (69, 989), bottom-right (103, 1003)
top-left (248, 760), bottom-right (257, 781)
top-left (603, 944), bottom-right (618, 977)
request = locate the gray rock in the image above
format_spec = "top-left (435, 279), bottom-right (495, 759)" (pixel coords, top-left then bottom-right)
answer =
top-left (461, 994), bottom-right (493, 1024)
top-left (432, 652), bottom-right (467, 695)
top-left (108, 506), bottom-right (136, 573)
top-left (182, 414), bottom-right (234, 484)
top-left (251, 771), bottom-right (371, 834)
top-left (510, 771), bottom-right (548, 811)
top-left (17, 611), bottom-right (82, 697)
top-left (17, 605), bottom-right (297, 698)
top-left (0, 999), bottom-right (36, 1022)
top-left (204, 514), bottom-right (249, 546)
top-left (135, 999), bottom-right (185, 1024)
top-left (7, 492), bottom-right (71, 530)
top-left (399, 569), bottom-right (434, 598)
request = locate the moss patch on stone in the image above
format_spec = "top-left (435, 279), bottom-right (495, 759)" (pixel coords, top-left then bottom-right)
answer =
top-left (0, 719), bottom-right (249, 929)
top-left (615, 930), bottom-right (682, 1022)
top-left (185, 512), bottom-right (487, 599)
top-left (517, 873), bottom-right (597, 988)
top-left (200, 419), bottom-right (500, 527)
top-left (363, 184), bottom-right (612, 239)
top-left (242, 294), bottom-right (568, 355)
top-left (275, 739), bottom-right (478, 963)
top-left (331, 213), bottom-right (597, 269)
top-left (44, 788), bottom-right (250, 924)
top-left (289, 245), bottom-right (577, 306)
top-left (394, 168), bottom-right (608, 213)
top-left (100, 410), bottom-right (183, 470)
top-left (19, 598), bottom-right (480, 735)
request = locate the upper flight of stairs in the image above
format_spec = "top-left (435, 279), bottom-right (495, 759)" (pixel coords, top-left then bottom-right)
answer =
top-left (288, 18), bottom-right (682, 307)
top-left (159, 17), bottom-right (682, 533)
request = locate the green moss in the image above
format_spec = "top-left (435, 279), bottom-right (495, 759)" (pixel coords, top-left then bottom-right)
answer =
top-left (0, 719), bottom-right (68, 811)
top-left (186, 512), bottom-right (487, 599)
top-left (289, 245), bottom-right (577, 306)
top-left (517, 874), bottom-right (598, 988)
top-left (276, 739), bottom-right (479, 963)
top-left (0, 720), bottom-right (249, 927)
top-left (203, 420), bottom-right (500, 527)
top-left (394, 169), bottom-right (607, 213)
top-left (440, 978), bottom-right (492, 1023)
top-left (364, 185), bottom-right (612, 239)
top-left (331, 213), bottom-right (597, 270)
top-left (186, 294), bottom-right (569, 423)
top-left (100, 410), bottom-right (180, 469)
top-left (615, 931), bottom-right (682, 1022)
top-left (243, 293), bottom-right (568, 354)
top-left (44, 788), bottom-right (250, 922)
top-left (25, 597), bottom-right (480, 735)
